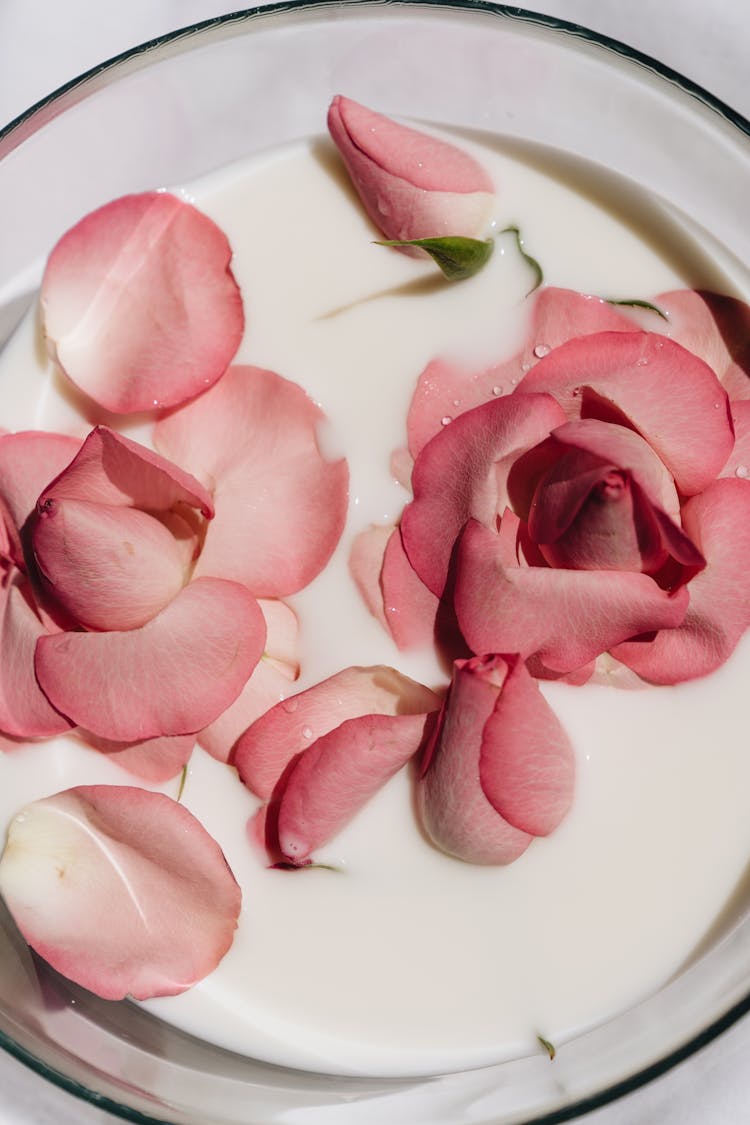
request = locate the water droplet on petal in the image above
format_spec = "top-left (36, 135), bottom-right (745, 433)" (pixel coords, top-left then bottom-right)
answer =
top-left (441, 415), bottom-right (452, 426)
top-left (736, 464), bottom-right (749, 478)
top-left (301, 725), bottom-right (313, 740)
top-left (533, 343), bottom-right (551, 358)
top-left (636, 357), bottom-right (648, 367)
top-left (572, 386), bottom-right (582, 397)
top-left (510, 377), bottom-right (518, 386)
top-left (452, 399), bottom-right (461, 407)
top-left (492, 385), bottom-right (503, 396)
top-left (714, 402), bottom-right (721, 409)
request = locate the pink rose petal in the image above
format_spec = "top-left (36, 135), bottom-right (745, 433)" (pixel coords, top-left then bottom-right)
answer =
top-left (518, 332), bottom-right (733, 495)
top-left (277, 712), bottom-right (434, 864)
top-left (401, 391), bottom-right (567, 596)
top-left (41, 192), bottom-right (244, 414)
top-left (349, 524), bottom-right (392, 633)
top-left (406, 356), bottom-right (519, 459)
top-left (611, 479), bottom-right (750, 682)
top-left (235, 665), bottom-right (440, 800)
top-left (0, 785), bottom-right (240, 999)
top-left (381, 528), bottom-right (440, 650)
top-left (455, 516), bottom-right (690, 676)
top-left (0, 431), bottom-right (81, 569)
top-left (479, 656), bottom-right (575, 836)
top-left (417, 656), bottom-right (532, 865)
top-left (155, 365), bottom-right (348, 597)
top-left (79, 731), bottom-right (195, 783)
top-left (720, 401), bottom-right (750, 479)
top-left (327, 96), bottom-right (494, 246)
top-left (656, 289), bottom-right (750, 401)
top-left (520, 288), bottom-right (639, 368)
top-left (0, 573), bottom-right (72, 738)
top-left (32, 499), bottom-right (188, 630)
top-left (35, 577), bottom-right (266, 741)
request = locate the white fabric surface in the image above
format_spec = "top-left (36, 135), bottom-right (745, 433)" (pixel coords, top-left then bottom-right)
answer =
top-left (0, 2), bottom-right (749, 1123)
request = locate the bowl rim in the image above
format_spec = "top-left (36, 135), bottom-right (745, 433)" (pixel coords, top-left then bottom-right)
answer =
top-left (2, 2), bottom-right (750, 1123)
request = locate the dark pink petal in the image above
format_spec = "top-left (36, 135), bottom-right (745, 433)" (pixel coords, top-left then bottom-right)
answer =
top-left (35, 577), bottom-right (266, 741)
top-left (0, 573), bottom-right (72, 738)
top-left (327, 96), bottom-right (494, 245)
top-left (79, 731), bottom-right (195, 782)
top-left (199, 599), bottom-right (299, 764)
top-left (235, 665), bottom-right (440, 799)
top-left (455, 517), bottom-right (689, 675)
top-left (518, 332), bottom-right (733, 495)
top-left (277, 712), bottom-right (432, 864)
top-left (479, 657), bottom-right (574, 836)
top-left (401, 392), bottom-right (567, 596)
top-left (0, 785), bottom-right (240, 999)
top-left (155, 366), bottom-right (348, 597)
top-left (656, 289), bottom-right (750, 401)
top-left (0, 432), bottom-right (81, 568)
top-left (417, 656), bottom-right (532, 865)
top-left (41, 192), bottom-right (244, 414)
top-left (611, 479), bottom-right (750, 682)
top-left (32, 499), bottom-right (187, 630)
top-left (40, 425), bottom-right (213, 517)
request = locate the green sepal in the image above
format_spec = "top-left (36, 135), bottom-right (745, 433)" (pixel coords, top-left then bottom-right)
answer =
top-left (375, 235), bottom-right (494, 280)
top-left (537, 1034), bottom-right (556, 1061)
top-left (500, 225), bottom-right (543, 294)
top-left (605, 297), bottom-right (668, 320)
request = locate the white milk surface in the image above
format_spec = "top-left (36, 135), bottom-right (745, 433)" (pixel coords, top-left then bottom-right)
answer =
top-left (1, 133), bottom-right (749, 1078)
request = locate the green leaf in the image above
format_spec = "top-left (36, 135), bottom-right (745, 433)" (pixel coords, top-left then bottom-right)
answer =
top-left (537, 1034), bottom-right (556, 1061)
top-left (270, 861), bottom-right (343, 873)
top-left (375, 236), bottom-right (494, 280)
top-left (605, 297), bottom-right (668, 320)
top-left (500, 225), bottom-right (543, 295)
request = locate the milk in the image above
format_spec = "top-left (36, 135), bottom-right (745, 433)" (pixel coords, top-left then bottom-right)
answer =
top-left (1, 132), bottom-right (749, 1079)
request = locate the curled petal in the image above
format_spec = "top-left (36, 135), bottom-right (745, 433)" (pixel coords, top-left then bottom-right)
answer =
top-left (611, 479), bottom-right (750, 682)
top-left (235, 665), bottom-right (440, 800)
top-left (41, 192), bottom-right (244, 414)
top-left (327, 96), bottom-right (494, 248)
top-left (401, 392), bottom-right (567, 596)
top-left (0, 785), bottom-right (240, 999)
top-left (417, 657), bottom-right (532, 865)
top-left (350, 525), bottom-right (439, 649)
top-left (0, 573), bottom-right (72, 738)
top-left (32, 499), bottom-right (187, 630)
top-left (479, 657), bottom-right (574, 836)
top-left (455, 517), bottom-right (689, 676)
top-left (155, 366), bottom-right (348, 597)
top-left (0, 431), bottom-right (81, 569)
top-left (277, 712), bottom-right (433, 864)
top-left (518, 332), bottom-right (734, 495)
top-left (35, 577), bottom-right (266, 741)
top-left (656, 289), bottom-right (750, 401)
top-left (39, 425), bottom-right (213, 517)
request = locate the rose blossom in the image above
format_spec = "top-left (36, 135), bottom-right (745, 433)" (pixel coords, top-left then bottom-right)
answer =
top-left (327, 95), bottom-right (494, 248)
top-left (354, 289), bottom-right (750, 684)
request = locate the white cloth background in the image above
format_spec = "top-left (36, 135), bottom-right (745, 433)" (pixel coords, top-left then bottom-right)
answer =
top-left (0, 2), bottom-right (749, 1123)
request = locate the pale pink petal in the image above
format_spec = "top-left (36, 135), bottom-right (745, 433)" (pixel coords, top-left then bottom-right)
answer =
top-left (401, 392), bottom-right (567, 595)
top-left (40, 425), bottom-right (213, 516)
top-left (381, 528), bottom-right (440, 649)
top-left (327, 96), bottom-right (494, 245)
top-left (611, 479), bottom-right (750, 682)
top-left (390, 447), bottom-right (414, 490)
top-left (235, 665), bottom-right (440, 800)
top-left (199, 599), bottom-right (300, 764)
top-left (656, 289), bottom-right (750, 400)
top-left (277, 713), bottom-right (433, 864)
top-left (0, 785), bottom-right (240, 999)
top-left (0, 573), bottom-right (72, 738)
top-left (78, 731), bottom-right (195, 782)
top-left (41, 192), bottom-right (244, 414)
top-left (455, 517), bottom-right (689, 675)
top-left (349, 524), bottom-right (392, 632)
top-left (155, 366), bottom-right (348, 597)
top-left (406, 356), bottom-right (518, 459)
top-left (520, 288), bottom-right (640, 368)
top-left (417, 657), bottom-right (532, 865)
top-left (518, 332), bottom-right (733, 495)
top-left (32, 499), bottom-right (187, 630)
top-left (35, 577), bottom-right (266, 741)
top-left (479, 657), bottom-right (574, 836)
top-left (0, 432), bottom-right (81, 568)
